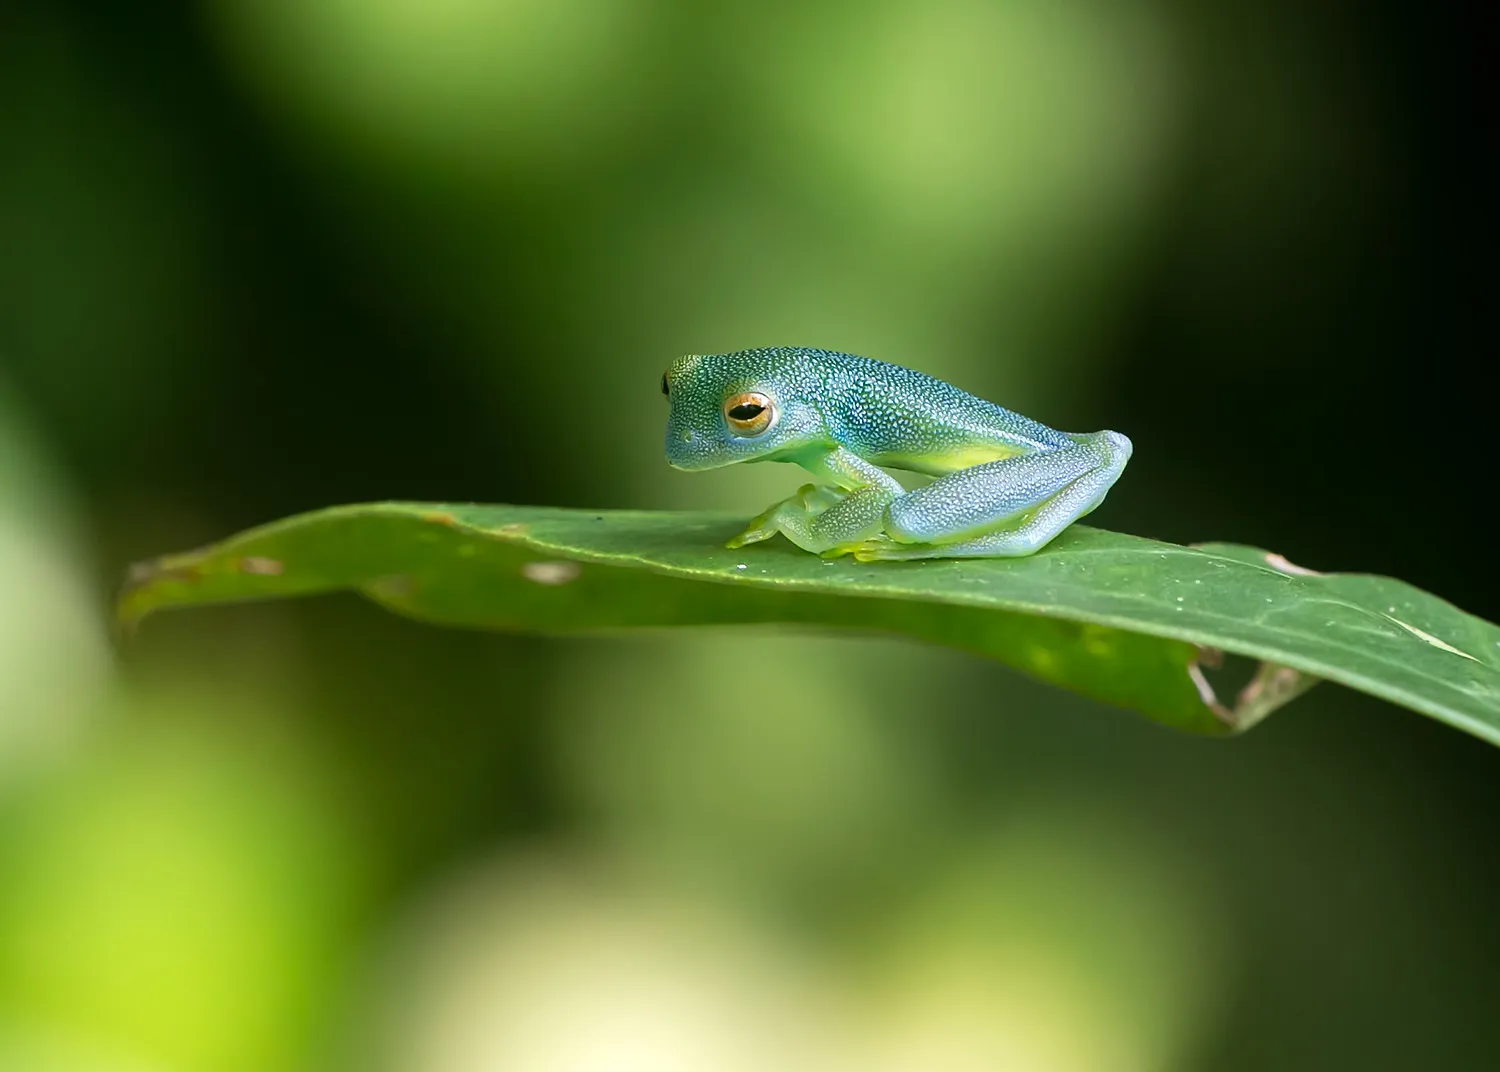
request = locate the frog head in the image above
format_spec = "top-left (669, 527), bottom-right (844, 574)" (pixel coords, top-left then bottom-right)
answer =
top-left (661, 348), bottom-right (826, 470)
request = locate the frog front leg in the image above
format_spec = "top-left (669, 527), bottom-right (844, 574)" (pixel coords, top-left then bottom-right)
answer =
top-left (852, 430), bottom-right (1132, 561)
top-left (728, 448), bottom-right (902, 555)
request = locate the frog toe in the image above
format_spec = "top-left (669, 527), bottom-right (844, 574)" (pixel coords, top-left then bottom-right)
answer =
top-left (846, 536), bottom-right (909, 562)
top-left (726, 524), bottom-right (777, 549)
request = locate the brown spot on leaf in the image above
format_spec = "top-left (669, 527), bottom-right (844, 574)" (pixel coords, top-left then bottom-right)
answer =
top-left (125, 559), bottom-right (199, 586)
top-left (127, 561), bottom-right (159, 584)
top-left (522, 560), bottom-right (580, 586)
top-left (1264, 553), bottom-right (1323, 577)
top-left (238, 556), bottom-right (284, 576)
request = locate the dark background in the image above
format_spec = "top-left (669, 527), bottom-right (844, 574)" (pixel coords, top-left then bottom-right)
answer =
top-left (2, 2), bottom-right (1493, 1070)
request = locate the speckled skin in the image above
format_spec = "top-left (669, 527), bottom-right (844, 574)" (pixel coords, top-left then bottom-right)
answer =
top-left (662, 346), bottom-right (1131, 560)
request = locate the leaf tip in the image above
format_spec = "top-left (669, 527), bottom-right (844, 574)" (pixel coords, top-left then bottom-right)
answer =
top-left (114, 567), bottom-right (161, 641)
top-left (113, 550), bottom-right (214, 640)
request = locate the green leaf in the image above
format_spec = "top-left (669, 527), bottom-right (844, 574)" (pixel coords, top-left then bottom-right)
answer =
top-left (119, 504), bottom-right (1500, 743)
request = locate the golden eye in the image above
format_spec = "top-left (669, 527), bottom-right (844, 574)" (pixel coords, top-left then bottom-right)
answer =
top-left (723, 391), bottom-right (774, 436)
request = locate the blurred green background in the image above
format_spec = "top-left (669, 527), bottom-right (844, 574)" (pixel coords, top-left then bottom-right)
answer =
top-left (2, 2), bottom-right (1494, 1070)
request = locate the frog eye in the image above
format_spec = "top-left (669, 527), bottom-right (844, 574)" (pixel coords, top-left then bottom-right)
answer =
top-left (723, 392), bottom-right (775, 436)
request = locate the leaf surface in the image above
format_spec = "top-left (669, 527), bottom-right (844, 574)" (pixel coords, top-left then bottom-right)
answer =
top-left (120, 504), bottom-right (1500, 742)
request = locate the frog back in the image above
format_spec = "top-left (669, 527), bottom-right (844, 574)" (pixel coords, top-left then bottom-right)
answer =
top-left (802, 349), bottom-right (1073, 476)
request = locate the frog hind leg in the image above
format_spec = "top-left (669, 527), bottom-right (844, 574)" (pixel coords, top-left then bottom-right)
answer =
top-left (857, 430), bottom-right (1131, 561)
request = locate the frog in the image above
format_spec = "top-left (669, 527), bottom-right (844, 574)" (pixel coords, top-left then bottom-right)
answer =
top-left (661, 346), bottom-right (1131, 561)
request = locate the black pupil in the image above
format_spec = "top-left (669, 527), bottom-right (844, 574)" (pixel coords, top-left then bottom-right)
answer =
top-left (728, 403), bottom-right (765, 421)
top-left (660, 373), bottom-right (669, 397)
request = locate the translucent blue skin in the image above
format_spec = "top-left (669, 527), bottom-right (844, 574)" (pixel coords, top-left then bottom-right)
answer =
top-left (662, 346), bottom-right (1132, 561)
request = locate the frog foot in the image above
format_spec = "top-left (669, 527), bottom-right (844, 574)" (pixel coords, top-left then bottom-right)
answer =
top-left (727, 484), bottom-right (841, 549)
top-left (726, 524), bottom-right (774, 549)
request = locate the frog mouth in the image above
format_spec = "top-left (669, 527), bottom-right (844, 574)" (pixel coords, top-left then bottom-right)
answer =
top-left (673, 429), bottom-right (776, 471)
top-left (662, 428), bottom-right (720, 471)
